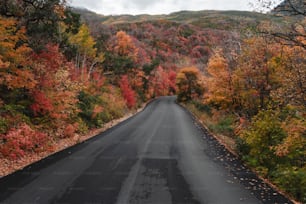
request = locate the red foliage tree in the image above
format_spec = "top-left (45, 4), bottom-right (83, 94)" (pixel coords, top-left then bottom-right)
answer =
top-left (119, 75), bottom-right (136, 109)
top-left (30, 44), bottom-right (80, 132)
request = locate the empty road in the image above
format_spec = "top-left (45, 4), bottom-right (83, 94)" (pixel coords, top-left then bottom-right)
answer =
top-left (0, 96), bottom-right (292, 204)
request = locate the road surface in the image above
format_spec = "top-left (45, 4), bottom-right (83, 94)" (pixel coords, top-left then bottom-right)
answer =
top-left (0, 96), bottom-right (292, 204)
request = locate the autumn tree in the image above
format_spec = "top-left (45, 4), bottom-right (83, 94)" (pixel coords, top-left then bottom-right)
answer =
top-left (205, 50), bottom-right (235, 109)
top-left (31, 44), bottom-right (80, 136)
top-left (176, 67), bottom-right (203, 102)
top-left (254, 0), bottom-right (306, 49)
top-left (0, 17), bottom-right (35, 90)
top-left (104, 31), bottom-right (138, 75)
top-left (233, 37), bottom-right (282, 117)
top-left (239, 109), bottom-right (286, 174)
top-left (68, 24), bottom-right (104, 80)
top-left (0, 16), bottom-right (36, 129)
top-left (119, 75), bottom-right (136, 109)
top-left (271, 45), bottom-right (306, 108)
top-left (0, 0), bottom-right (69, 50)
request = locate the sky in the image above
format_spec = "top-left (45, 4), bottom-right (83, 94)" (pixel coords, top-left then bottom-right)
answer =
top-left (69, 0), bottom-right (283, 15)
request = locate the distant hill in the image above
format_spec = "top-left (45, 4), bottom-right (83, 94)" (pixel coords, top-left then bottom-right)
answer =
top-left (72, 8), bottom-right (281, 31)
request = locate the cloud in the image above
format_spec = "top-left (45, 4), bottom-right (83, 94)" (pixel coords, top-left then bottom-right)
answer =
top-left (69, 0), bottom-right (254, 15)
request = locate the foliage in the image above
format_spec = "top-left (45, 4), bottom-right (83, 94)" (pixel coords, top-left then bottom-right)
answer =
top-left (119, 75), bottom-right (136, 109)
top-left (0, 124), bottom-right (48, 160)
top-left (209, 116), bottom-right (235, 136)
top-left (191, 100), bottom-right (211, 114)
top-left (30, 44), bottom-right (80, 134)
top-left (176, 67), bottom-right (203, 102)
top-left (205, 50), bottom-right (234, 109)
top-left (0, 17), bottom-right (35, 90)
top-left (272, 166), bottom-right (306, 203)
top-left (103, 31), bottom-right (138, 75)
top-left (67, 23), bottom-right (106, 83)
top-left (78, 91), bottom-right (104, 128)
top-left (233, 37), bottom-right (282, 118)
top-left (0, 0), bottom-right (69, 50)
top-left (239, 109), bottom-right (286, 172)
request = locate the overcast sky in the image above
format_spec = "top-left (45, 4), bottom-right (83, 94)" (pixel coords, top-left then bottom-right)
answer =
top-left (69, 0), bottom-right (283, 15)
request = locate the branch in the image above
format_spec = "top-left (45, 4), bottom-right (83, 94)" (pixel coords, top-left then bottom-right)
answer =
top-left (287, 0), bottom-right (306, 16)
top-left (261, 30), bottom-right (306, 49)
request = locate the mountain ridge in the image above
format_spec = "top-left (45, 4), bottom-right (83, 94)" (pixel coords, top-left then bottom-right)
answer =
top-left (72, 7), bottom-right (281, 31)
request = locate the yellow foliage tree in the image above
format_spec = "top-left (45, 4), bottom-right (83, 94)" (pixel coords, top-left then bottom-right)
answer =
top-left (205, 50), bottom-right (234, 109)
top-left (69, 24), bottom-right (104, 79)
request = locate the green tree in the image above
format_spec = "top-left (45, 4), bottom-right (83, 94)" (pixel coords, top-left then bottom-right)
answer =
top-left (240, 109), bottom-right (286, 174)
top-left (0, 0), bottom-right (69, 50)
top-left (176, 67), bottom-right (203, 102)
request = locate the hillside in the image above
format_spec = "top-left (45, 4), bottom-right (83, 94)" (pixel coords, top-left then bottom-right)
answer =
top-left (72, 8), bottom-right (281, 31)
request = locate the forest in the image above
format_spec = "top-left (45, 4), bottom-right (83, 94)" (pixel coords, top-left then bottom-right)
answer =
top-left (0, 0), bottom-right (305, 202)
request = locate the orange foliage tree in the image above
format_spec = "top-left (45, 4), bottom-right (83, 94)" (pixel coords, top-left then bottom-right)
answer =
top-left (205, 50), bottom-right (235, 109)
top-left (233, 37), bottom-right (282, 117)
top-left (0, 17), bottom-right (36, 90)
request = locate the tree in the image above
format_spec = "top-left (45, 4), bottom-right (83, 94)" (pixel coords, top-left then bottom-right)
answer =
top-left (114, 31), bottom-right (138, 58)
top-left (0, 17), bottom-right (35, 90)
top-left (240, 109), bottom-right (286, 174)
top-left (104, 31), bottom-right (138, 75)
top-left (205, 50), bottom-right (235, 109)
top-left (255, 0), bottom-right (306, 49)
top-left (271, 45), bottom-right (306, 108)
top-left (255, 0), bottom-right (306, 15)
top-left (233, 37), bottom-right (282, 117)
top-left (68, 24), bottom-right (104, 80)
top-left (0, 0), bottom-right (69, 49)
top-left (31, 44), bottom-right (80, 135)
top-left (176, 67), bottom-right (203, 102)
top-left (119, 75), bottom-right (136, 109)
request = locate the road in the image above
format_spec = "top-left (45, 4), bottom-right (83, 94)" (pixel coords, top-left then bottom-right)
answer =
top-left (0, 96), bottom-right (292, 204)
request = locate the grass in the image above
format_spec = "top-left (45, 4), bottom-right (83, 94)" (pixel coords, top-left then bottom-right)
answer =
top-left (185, 101), bottom-right (237, 152)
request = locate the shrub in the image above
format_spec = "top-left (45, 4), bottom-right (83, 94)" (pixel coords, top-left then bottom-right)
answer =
top-left (63, 124), bottom-right (78, 138)
top-left (0, 124), bottom-right (48, 159)
top-left (209, 116), bottom-right (235, 136)
top-left (0, 117), bottom-right (8, 134)
top-left (240, 109), bottom-right (286, 172)
top-left (192, 100), bottom-right (211, 114)
top-left (273, 167), bottom-right (306, 203)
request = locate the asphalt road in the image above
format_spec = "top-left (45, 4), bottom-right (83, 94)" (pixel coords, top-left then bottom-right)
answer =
top-left (0, 96), bottom-right (292, 204)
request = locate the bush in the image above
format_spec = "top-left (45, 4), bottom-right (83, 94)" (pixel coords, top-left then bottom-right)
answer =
top-left (78, 91), bottom-right (103, 128)
top-left (192, 100), bottom-right (211, 114)
top-left (273, 167), bottom-right (306, 203)
top-left (236, 136), bottom-right (250, 157)
top-left (210, 116), bottom-right (235, 136)
top-left (63, 124), bottom-right (78, 138)
top-left (0, 117), bottom-right (8, 134)
top-left (0, 124), bottom-right (48, 159)
top-left (76, 118), bottom-right (89, 134)
top-left (240, 109), bottom-right (286, 171)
